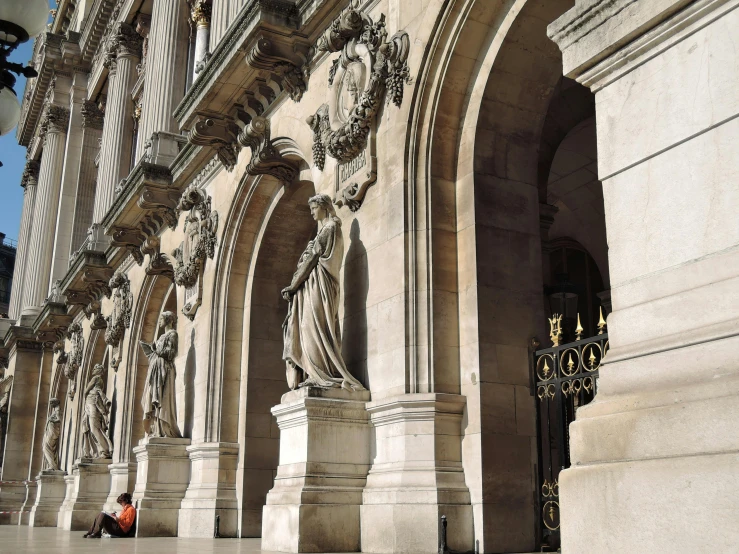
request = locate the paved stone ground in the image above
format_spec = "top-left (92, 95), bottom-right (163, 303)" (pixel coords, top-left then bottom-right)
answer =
top-left (0, 526), bottom-right (540, 553)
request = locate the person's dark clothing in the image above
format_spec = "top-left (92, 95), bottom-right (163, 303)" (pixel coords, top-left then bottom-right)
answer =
top-left (86, 512), bottom-right (125, 537)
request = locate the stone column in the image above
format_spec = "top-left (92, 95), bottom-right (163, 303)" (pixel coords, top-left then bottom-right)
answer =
top-left (49, 75), bottom-right (86, 286)
top-left (191, 1), bottom-right (211, 80)
top-left (8, 161), bottom-right (40, 320)
top-left (21, 106), bottom-right (70, 316)
top-left (92, 23), bottom-right (141, 224)
top-left (548, 2), bottom-right (739, 553)
top-left (70, 101), bottom-right (103, 255)
top-left (135, 0), bottom-right (189, 162)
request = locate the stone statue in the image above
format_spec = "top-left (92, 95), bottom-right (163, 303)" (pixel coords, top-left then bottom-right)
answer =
top-left (81, 364), bottom-right (113, 459)
top-left (43, 398), bottom-right (62, 471)
top-left (281, 194), bottom-right (365, 392)
top-left (140, 311), bottom-right (181, 438)
top-left (0, 375), bottom-right (13, 466)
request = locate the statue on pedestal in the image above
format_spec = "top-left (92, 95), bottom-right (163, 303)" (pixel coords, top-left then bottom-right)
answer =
top-left (43, 398), bottom-right (61, 470)
top-left (281, 194), bottom-right (365, 392)
top-left (140, 311), bottom-right (181, 438)
top-left (81, 364), bottom-right (113, 459)
top-left (0, 375), bottom-right (13, 466)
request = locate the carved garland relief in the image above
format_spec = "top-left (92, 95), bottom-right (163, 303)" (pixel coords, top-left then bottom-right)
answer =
top-left (104, 271), bottom-right (133, 371)
top-left (65, 322), bottom-right (84, 400)
top-left (172, 184), bottom-right (218, 320)
top-left (307, 1), bottom-right (411, 211)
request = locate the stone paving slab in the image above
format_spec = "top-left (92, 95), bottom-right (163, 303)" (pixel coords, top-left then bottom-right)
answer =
top-left (0, 525), bottom-right (540, 553)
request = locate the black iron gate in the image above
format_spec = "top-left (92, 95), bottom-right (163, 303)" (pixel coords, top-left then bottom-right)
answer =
top-left (533, 314), bottom-right (608, 551)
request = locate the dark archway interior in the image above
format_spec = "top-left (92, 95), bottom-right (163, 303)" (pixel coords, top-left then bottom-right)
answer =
top-left (239, 179), bottom-right (316, 536)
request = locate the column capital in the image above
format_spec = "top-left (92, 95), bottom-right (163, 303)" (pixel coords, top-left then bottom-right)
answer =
top-left (111, 22), bottom-right (143, 60)
top-left (81, 100), bottom-right (104, 130)
top-left (40, 104), bottom-right (70, 135)
top-left (21, 160), bottom-right (41, 188)
top-left (190, 1), bottom-right (212, 28)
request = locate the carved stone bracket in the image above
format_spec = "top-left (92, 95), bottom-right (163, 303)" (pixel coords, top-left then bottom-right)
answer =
top-left (245, 34), bottom-right (311, 103)
top-left (172, 185), bottom-right (218, 320)
top-left (189, 115), bottom-right (241, 171)
top-left (109, 226), bottom-right (146, 265)
top-left (239, 116), bottom-right (297, 183)
top-left (141, 236), bottom-right (174, 279)
top-left (104, 272), bottom-right (133, 371)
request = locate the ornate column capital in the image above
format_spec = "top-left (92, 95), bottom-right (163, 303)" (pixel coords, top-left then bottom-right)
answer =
top-left (112, 22), bottom-right (143, 60)
top-left (191, 1), bottom-right (212, 28)
top-left (81, 100), bottom-right (105, 130)
top-left (21, 160), bottom-right (41, 188)
top-left (41, 104), bottom-right (71, 135)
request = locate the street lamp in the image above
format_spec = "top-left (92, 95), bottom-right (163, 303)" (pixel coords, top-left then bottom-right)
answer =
top-left (0, 1), bottom-right (50, 136)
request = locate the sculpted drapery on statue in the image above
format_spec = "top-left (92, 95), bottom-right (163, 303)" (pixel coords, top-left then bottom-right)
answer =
top-left (43, 398), bottom-right (62, 470)
top-left (281, 194), bottom-right (365, 392)
top-left (140, 311), bottom-right (181, 438)
top-left (81, 364), bottom-right (114, 459)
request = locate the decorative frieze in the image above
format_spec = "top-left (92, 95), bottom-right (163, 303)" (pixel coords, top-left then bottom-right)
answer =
top-left (172, 185), bottom-right (218, 320)
top-left (104, 271), bottom-right (133, 371)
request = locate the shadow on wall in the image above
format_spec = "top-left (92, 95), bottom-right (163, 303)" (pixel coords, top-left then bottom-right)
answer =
top-left (342, 219), bottom-right (369, 389)
top-left (183, 328), bottom-right (196, 439)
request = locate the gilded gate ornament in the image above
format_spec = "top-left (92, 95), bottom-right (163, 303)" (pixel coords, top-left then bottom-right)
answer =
top-left (306, 0), bottom-right (411, 211)
top-left (105, 271), bottom-right (133, 371)
top-left (172, 184), bottom-right (219, 320)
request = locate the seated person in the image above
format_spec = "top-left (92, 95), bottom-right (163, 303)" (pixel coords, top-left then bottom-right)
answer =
top-left (83, 492), bottom-right (136, 538)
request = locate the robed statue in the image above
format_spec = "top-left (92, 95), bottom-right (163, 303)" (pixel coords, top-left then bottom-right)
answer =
top-left (43, 398), bottom-right (62, 470)
top-left (81, 364), bottom-right (114, 458)
top-left (281, 194), bottom-right (365, 392)
top-left (140, 311), bottom-right (181, 438)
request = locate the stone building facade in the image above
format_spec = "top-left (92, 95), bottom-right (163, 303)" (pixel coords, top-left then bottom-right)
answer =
top-left (0, 0), bottom-right (736, 552)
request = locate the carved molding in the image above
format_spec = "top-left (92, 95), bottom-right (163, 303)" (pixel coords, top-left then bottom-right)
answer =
top-left (172, 185), bottom-right (218, 320)
top-left (239, 116), bottom-right (297, 183)
top-left (188, 115), bottom-right (241, 171)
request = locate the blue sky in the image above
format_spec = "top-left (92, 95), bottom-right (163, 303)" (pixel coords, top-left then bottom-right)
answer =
top-left (0, 41), bottom-right (36, 242)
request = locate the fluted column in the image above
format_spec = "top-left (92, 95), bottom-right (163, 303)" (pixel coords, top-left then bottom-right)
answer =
top-left (210, 0), bottom-right (230, 49)
top-left (8, 161), bottom-right (40, 319)
top-left (21, 106), bottom-right (70, 315)
top-left (191, 1), bottom-right (211, 81)
top-left (92, 23), bottom-right (141, 224)
top-left (135, 0), bottom-right (190, 161)
top-left (70, 101), bottom-right (104, 254)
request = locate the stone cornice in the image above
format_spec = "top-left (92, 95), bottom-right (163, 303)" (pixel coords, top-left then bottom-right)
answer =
top-left (2, 324), bottom-right (41, 353)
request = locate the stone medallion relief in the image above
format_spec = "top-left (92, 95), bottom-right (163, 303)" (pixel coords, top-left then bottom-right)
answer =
top-left (104, 271), bottom-right (133, 372)
top-left (172, 184), bottom-right (219, 320)
top-left (307, 1), bottom-right (411, 211)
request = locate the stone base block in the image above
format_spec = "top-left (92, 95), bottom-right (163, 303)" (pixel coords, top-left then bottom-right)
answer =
top-left (360, 394), bottom-right (474, 553)
top-left (28, 470), bottom-right (66, 527)
top-left (261, 387), bottom-right (371, 552)
top-left (178, 442), bottom-right (239, 538)
top-left (0, 482), bottom-right (28, 525)
top-left (57, 458), bottom-right (112, 530)
top-left (132, 436), bottom-right (191, 537)
top-left (103, 462), bottom-right (137, 512)
top-left (18, 481), bottom-right (37, 525)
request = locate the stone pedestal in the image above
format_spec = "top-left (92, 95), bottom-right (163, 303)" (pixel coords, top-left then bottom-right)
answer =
top-left (57, 458), bottom-right (113, 530)
top-left (178, 442), bottom-right (239, 538)
top-left (103, 462), bottom-right (137, 512)
top-left (18, 481), bottom-right (38, 525)
top-left (132, 436), bottom-right (191, 537)
top-left (360, 394), bottom-right (473, 553)
top-left (261, 387), bottom-right (371, 553)
top-left (28, 470), bottom-right (66, 527)
top-left (0, 481), bottom-right (28, 525)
